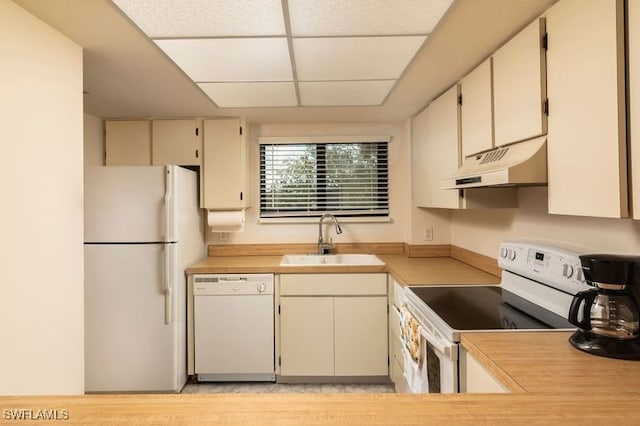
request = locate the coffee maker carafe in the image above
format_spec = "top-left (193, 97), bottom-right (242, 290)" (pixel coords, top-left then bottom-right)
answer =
top-left (568, 254), bottom-right (640, 360)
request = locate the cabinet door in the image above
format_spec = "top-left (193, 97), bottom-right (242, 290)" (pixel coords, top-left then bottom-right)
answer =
top-left (334, 297), bottom-right (388, 376)
top-left (546, 0), bottom-right (627, 218)
top-left (279, 297), bottom-right (334, 376)
top-left (493, 18), bottom-right (547, 146)
top-left (105, 120), bottom-right (151, 166)
top-left (459, 348), bottom-right (507, 393)
top-left (203, 118), bottom-right (248, 210)
top-left (630, 0), bottom-right (640, 219)
top-left (460, 58), bottom-right (493, 157)
top-left (412, 85), bottom-right (461, 209)
top-left (152, 120), bottom-right (201, 166)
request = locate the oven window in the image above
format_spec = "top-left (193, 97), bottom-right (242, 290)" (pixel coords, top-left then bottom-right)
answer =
top-left (426, 343), bottom-right (441, 393)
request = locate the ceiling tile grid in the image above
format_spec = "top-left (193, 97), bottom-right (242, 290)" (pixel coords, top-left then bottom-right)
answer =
top-left (112, 0), bottom-right (453, 108)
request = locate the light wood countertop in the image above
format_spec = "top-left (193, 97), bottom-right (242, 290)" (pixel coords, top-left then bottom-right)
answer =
top-left (461, 331), bottom-right (640, 394)
top-left (186, 254), bottom-right (500, 286)
top-left (2, 392), bottom-right (640, 425)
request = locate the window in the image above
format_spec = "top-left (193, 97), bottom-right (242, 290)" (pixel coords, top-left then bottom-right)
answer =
top-left (259, 138), bottom-right (389, 218)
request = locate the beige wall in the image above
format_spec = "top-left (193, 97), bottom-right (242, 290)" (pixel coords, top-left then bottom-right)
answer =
top-left (84, 113), bottom-right (104, 166)
top-left (0, 2), bottom-right (84, 395)
top-left (451, 186), bottom-right (640, 258)
top-left (207, 122), bottom-right (417, 245)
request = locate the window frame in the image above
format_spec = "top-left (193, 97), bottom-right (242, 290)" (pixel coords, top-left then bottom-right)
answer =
top-left (258, 136), bottom-right (391, 220)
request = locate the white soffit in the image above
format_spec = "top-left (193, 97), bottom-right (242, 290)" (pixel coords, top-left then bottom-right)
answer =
top-left (294, 36), bottom-right (426, 81)
top-left (155, 38), bottom-right (293, 82)
top-left (112, 0), bottom-right (286, 37)
top-left (199, 82), bottom-right (298, 108)
top-left (299, 81), bottom-right (396, 106)
top-left (288, 0), bottom-right (454, 36)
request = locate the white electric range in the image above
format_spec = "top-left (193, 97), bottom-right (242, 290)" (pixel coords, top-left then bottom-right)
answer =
top-left (400, 241), bottom-right (590, 393)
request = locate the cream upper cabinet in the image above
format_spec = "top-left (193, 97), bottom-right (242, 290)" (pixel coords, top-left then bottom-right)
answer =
top-left (493, 18), bottom-right (547, 147)
top-left (412, 85), bottom-right (460, 209)
top-left (105, 120), bottom-right (151, 166)
top-left (545, 0), bottom-right (627, 218)
top-left (203, 118), bottom-right (249, 210)
top-left (460, 58), bottom-right (493, 157)
top-left (152, 120), bottom-right (202, 166)
top-left (630, 0), bottom-right (640, 219)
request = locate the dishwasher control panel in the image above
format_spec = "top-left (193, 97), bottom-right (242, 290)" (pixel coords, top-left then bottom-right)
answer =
top-left (193, 273), bottom-right (274, 295)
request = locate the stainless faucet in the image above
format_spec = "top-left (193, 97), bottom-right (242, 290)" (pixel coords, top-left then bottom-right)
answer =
top-left (317, 214), bottom-right (343, 255)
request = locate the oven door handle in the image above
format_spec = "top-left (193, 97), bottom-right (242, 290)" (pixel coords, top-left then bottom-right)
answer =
top-left (420, 327), bottom-right (458, 361)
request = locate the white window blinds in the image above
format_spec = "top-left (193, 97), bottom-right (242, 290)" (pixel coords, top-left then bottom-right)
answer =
top-left (260, 140), bottom-right (389, 218)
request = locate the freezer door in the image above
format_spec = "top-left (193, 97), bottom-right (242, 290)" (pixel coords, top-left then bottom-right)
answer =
top-left (84, 243), bottom-right (186, 392)
top-left (84, 166), bottom-right (168, 243)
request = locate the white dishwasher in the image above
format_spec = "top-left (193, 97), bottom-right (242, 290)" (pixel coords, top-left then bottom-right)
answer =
top-left (193, 274), bottom-right (275, 382)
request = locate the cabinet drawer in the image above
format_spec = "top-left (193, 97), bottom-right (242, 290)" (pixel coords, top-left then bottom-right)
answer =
top-left (280, 274), bottom-right (387, 296)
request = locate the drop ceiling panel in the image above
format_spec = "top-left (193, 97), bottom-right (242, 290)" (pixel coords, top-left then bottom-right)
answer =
top-left (299, 80), bottom-right (395, 106)
top-left (294, 36), bottom-right (426, 81)
top-left (199, 82), bottom-right (298, 107)
top-left (288, 0), bottom-right (454, 36)
top-left (112, 0), bottom-right (286, 37)
top-left (155, 38), bottom-right (293, 82)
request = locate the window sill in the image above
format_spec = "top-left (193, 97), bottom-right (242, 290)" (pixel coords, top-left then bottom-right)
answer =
top-left (258, 216), bottom-right (393, 224)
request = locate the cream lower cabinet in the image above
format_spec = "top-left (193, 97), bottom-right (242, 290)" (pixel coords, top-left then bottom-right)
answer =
top-left (278, 274), bottom-right (388, 379)
top-left (459, 347), bottom-right (507, 393)
top-left (545, 0), bottom-right (627, 218)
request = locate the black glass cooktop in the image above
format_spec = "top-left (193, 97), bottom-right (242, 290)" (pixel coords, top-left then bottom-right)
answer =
top-left (408, 286), bottom-right (573, 331)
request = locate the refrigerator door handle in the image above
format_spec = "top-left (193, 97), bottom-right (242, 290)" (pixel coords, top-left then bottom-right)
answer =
top-left (163, 244), bottom-right (174, 325)
top-left (164, 166), bottom-right (176, 242)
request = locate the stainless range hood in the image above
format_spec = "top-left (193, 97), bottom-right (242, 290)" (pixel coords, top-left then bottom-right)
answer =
top-left (441, 136), bottom-right (547, 189)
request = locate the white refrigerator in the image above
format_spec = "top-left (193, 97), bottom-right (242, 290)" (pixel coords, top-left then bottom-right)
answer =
top-left (84, 165), bottom-right (204, 393)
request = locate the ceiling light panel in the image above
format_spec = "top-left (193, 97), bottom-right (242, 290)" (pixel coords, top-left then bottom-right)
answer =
top-left (288, 0), bottom-right (454, 36)
top-left (112, 0), bottom-right (286, 37)
top-left (155, 38), bottom-right (293, 82)
top-left (199, 82), bottom-right (298, 108)
top-left (294, 36), bottom-right (426, 81)
top-left (299, 80), bottom-right (395, 106)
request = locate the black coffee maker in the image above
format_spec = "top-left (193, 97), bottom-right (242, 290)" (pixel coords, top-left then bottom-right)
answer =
top-left (568, 254), bottom-right (640, 360)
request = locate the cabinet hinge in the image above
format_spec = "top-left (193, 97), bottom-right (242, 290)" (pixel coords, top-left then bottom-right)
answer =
top-left (278, 305), bottom-right (281, 315)
top-left (278, 356), bottom-right (281, 366)
top-left (195, 149), bottom-right (199, 159)
top-left (541, 32), bottom-right (548, 50)
top-left (543, 98), bottom-right (549, 116)
top-left (195, 127), bottom-right (199, 136)
top-left (239, 126), bottom-right (243, 136)
top-left (459, 189), bottom-right (465, 199)
top-left (457, 94), bottom-right (463, 106)
top-left (387, 356), bottom-right (390, 366)
top-left (240, 192), bottom-right (243, 201)
top-left (387, 304), bottom-right (389, 314)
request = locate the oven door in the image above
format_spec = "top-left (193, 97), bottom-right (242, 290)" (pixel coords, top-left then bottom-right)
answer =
top-left (400, 304), bottom-right (458, 393)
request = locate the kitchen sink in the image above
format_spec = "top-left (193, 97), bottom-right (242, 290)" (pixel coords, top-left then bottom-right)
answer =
top-left (279, 254), bottom-right (385, 266)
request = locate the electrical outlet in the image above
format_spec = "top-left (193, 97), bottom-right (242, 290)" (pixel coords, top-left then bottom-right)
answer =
top-left (218, 232), bottom-right (230, 241)
top-left (423, 226), bottom-right (433, 241)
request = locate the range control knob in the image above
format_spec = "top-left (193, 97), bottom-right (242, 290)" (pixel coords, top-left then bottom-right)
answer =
top-left (507, 249), bottom-right (516, 261)
top-left (257, 283), bottom-right (267, 294)
top-left (500, 247), bottom-right (509, 259)
top-left (562, 264), bottom-right (574, 278)
top-left (576, 269), bottom-right (584, 282)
